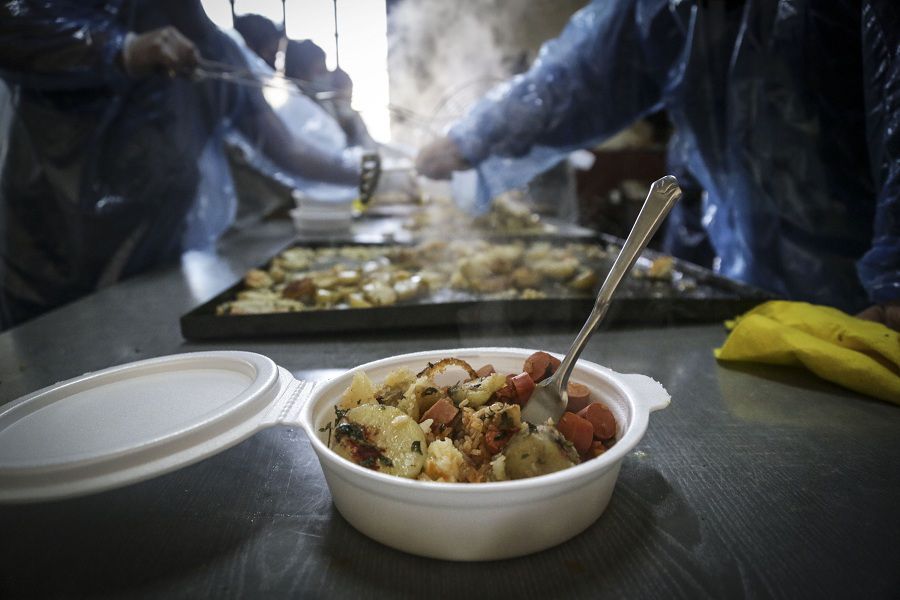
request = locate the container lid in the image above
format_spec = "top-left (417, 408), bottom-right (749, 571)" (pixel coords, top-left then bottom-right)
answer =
top-left (0, 351), bottom-right (286, 503)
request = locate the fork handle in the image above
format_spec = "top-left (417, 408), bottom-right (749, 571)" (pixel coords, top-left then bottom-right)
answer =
top-left (552, 175), bottom-right (683, 396)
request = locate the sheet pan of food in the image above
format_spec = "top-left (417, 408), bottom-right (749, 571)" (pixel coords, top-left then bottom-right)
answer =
top-left (180, 235), bottom-right (773, 340)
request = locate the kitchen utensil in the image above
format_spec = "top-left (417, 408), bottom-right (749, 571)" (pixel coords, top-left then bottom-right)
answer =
top-left (522, 175), bottom-right (682, 425)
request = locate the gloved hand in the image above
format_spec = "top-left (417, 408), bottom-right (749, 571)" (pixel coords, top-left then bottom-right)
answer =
top-left (856, 301), bottom-right (900, 332)
top-left (415, 136), bottom-right (470, 180)
top-left (121, 26), bottom-right (200, 77)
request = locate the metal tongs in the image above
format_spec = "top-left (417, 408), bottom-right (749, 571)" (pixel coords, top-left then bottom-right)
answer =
top-left (192, 57), bottom-right (338, 100)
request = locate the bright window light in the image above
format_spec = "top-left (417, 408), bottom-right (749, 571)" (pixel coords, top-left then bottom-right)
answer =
top-left (201, 0), bottom-right (391, 142)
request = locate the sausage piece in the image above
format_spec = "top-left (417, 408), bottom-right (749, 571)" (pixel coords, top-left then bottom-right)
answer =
top-left (509, 372), bottom-right (535, 406)
top-left (495, 372), bottom-right (536, 406)
top-left (565, 382), bottom-right (592, 413)
top-left (475, 364), bottom-right (496, 378)
top-left (523, 351), bottom-right (561, 383)
top-left (556, 412), bottom-right (594, 456)
top-left (577, 403), bottom-right (617, 440)
top-left (420, 397), bottom-right (458, 426)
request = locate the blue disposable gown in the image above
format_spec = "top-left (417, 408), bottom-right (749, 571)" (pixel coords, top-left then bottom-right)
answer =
top-left (0, 0), bottom-right (357, 328)
top-left (449, 0), bottom-right (899, 313)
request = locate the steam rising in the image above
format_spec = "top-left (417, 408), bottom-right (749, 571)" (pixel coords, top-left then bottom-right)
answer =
top-left (387, 0), bottom-right (588, 147)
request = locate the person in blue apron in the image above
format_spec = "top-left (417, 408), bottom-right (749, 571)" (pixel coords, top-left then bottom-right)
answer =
top-left (0, 0), bottom-right (362, 329)
top-left (416, 0), bottom-right (899, 327)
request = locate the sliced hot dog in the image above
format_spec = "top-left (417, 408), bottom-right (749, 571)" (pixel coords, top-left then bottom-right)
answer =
top-left (565, 382), bottom-right (592, 413)
top-left (420, 397), bottom-right (458, 426)
top-left (578, 403), bottom-right (617, 440)
top-left (523, 351), bottom-right (561, 383)
top-left (509, 372), bottom-right (535, 406)
top-left (556, 412), bottom-right (594, 456)
top-left (474, 364), bottom-right (496, 378)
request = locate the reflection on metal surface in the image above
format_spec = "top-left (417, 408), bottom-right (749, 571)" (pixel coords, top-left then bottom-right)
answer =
top-left (716, 362), bottom-right (861, 427)
top-left (181, 250), bottom-right (241, 303)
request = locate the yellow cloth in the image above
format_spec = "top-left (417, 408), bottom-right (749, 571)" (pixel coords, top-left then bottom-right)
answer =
top-left (714, 301), bottom-right (900, 404)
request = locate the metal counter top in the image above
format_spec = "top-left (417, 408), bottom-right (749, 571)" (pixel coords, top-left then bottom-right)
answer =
top-left (1, 220), bottom-right (897, 598)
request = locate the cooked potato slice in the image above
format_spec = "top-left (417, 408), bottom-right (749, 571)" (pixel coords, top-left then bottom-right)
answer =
top-left (221, 298), bottom-right (303, 314)
top-left (534, 257), bottom-right (579, 280)
top-left (268, 264), bottom-right (286, 283)
top-left (420, 438), bottom-right (465, 482)
top-left (376, 368), bottom-right (416, 408)
top-left (502, 424), bottom-right (579, 479)
top-left (448, 373), bottom-right (508, 408)
top-left (459, 255), bottom-right (493, 282)
top-left (523, 242), bottom-right (552, 262)
top-left (393, 276), bottom-right (426, 301)
top-left (336, 270), bottom-right (361, 285)
top-left (278, 248), bottom-right (312, 271)
top-left (236, 289), bottom-right (278, 301)
top-left (511, 266), bottom-right (542, 289)
top-left (362, 281), bottom-right (397, 306)
top-left (346, 292), bottom-right (373, 309)
top-left (519, 288), bottom-right (546, 299)
top-left (648, 256), bottom-right (674, 279)
top-left (244, 269), bottom-right (273, 289)
top-left (312, 274), bottom-right (338, 289)
top-left (569, 269), bottom-right (598, 291)
top-left (315, 288), bottom-right (340, 307)
top-left (338, 372), bottom-right (379, 410)
top-left (331, 404), bottom-right (426, 478)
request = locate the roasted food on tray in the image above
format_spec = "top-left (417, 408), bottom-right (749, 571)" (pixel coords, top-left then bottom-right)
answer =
top-left (320, 353), bottom-right (619, 483)
top-left (405, 191), bottom-right (551, 236)
top-left (215, 240), bottom-right (684, 316)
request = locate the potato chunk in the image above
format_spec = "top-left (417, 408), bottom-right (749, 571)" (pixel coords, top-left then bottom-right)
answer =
top-left (420, 438), bottom-right (465, 482)
top-left (331, 404), bottom-right (427, 478)
top-left (502, 424), bottom-right (579, 479)
top-left (337, 372), bottom-right (378, 410)
top-left (448, 373), bottom-right (508, 408)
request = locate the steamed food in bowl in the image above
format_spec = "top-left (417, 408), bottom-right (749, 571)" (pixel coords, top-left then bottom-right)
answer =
top-left (321, 352), bottom-right (619, 483)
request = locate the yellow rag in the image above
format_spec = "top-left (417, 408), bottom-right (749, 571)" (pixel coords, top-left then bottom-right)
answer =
top-left (714, 301), bottom-right (900, 404)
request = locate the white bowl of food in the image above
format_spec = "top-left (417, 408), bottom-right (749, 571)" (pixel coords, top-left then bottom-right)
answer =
top-left (303, 347), bottom-right (669, 560)
top-left (0, 347), bottom-right (668, 561)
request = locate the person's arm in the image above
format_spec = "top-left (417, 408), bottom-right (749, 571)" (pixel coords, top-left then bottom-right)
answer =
top-left (856, 0), bottom-right (900, 329)
top-left (417, 0), bottom-right (680, 178)
top-left (236, 103), bottom-right (361, 186)
top-left (0, 2), bottom-right (198, 89)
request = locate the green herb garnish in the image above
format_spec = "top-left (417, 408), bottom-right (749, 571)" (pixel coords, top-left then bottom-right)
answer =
top-left (334, 421), bottom-right (366, 442)
top-left (318, 422), bottom-right (333, 446)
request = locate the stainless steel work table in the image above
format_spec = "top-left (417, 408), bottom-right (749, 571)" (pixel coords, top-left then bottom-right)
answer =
top-left (1, 219), bottom-right (898, 599)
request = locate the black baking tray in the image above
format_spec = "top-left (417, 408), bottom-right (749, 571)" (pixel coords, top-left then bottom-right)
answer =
top-left (180, 235), bottom-right (775, 340)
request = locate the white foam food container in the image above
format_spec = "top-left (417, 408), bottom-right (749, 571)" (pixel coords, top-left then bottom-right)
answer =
top-left (0, 348), bottom-right (669, 560)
